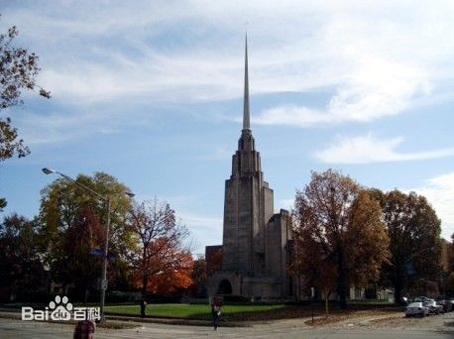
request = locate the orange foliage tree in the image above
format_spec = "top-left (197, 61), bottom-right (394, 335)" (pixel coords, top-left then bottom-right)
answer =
top-left (126, 198), bottom-right (193, 297)
top-left (129, 238), bottom-right (193, 296)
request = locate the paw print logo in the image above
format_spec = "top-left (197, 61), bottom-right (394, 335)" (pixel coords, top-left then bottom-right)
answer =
top-left (49, 295), bottom-right (73, 321)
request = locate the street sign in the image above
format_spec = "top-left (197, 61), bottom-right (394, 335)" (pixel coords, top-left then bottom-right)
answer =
top-left (90, 248), bottom-right (103, 256)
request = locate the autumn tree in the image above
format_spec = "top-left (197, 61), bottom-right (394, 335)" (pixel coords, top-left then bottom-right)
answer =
top-left (449, 233), bottom-right (454, 273)
top-left (39, 172), bottom-right (134, 296)
top-left (347, 190), bottom-right (391, 286)
top-left (289, 224), bottom-right (338, 314)
top-left (144, 241), bottom-right (193, 297)
top-left (379, 189), bottom-right (442, 302)
top-left (125, 198), bottom-right (193, 297)
top-left (0, 214), bottom-right (46, 300)
top-left (292, 169), bottom-right (390, 309)
top-left (0, 19), bottom-right (50, 211)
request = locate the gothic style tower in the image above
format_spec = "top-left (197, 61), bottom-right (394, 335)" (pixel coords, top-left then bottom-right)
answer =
top-left (222, 35), bottom-right (274, 276)
top-left (205, 35), bottom-right (293, 299)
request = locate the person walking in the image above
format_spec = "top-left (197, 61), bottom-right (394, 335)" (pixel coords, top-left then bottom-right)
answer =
top-left (140, 297), bottom-right (147, 318)
top-left (73, 319), bottom-right (95, 339)
top-left (211, 303), bottom-right (221, 330)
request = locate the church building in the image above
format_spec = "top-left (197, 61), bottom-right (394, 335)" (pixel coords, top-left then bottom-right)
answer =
top-left (205, 37), bottom-right (294, 300)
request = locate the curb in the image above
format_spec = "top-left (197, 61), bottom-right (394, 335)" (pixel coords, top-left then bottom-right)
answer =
top-left (106, 314), bottom-right (251, 327)
top-left (0, 311), bottom-right (249, 328)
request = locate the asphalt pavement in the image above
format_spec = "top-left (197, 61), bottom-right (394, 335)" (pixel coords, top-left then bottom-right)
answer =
top-left (0, 307), bottom-right (453, 339)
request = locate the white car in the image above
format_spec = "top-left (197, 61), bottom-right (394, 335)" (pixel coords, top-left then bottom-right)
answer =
top-left (405, 302), bottom-right (429, 317)
top-left (424, 299), bottom-right (444, 314)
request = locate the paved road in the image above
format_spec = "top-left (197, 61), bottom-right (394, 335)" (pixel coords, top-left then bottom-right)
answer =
top-left (0, 311), bottom-right (453, 338)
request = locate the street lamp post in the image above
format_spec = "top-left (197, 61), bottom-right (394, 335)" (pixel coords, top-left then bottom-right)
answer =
top-left (100, 196), bottom-right (111, 322)
top-left (42, 167), bottom-right (133, 323)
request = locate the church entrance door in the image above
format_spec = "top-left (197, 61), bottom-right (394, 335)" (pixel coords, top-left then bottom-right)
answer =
top-left (217, 279), bottom-right (232, 295)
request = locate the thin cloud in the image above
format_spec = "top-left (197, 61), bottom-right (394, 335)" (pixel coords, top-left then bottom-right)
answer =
top-left (3, 2), bottom-right (453, 150)
top-left (409, 172), bottom-right (454, 240)
top-left (315, 134), bottom-right (454, 164)
top-left (253, 57), bottom-right (430, 127)
top-left (255, 106), bottom-right (328, 127)
top-left (3, 0), bottom-right (453, 129)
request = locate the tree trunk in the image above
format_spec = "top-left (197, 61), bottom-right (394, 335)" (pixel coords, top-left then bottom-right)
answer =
top-left (324, 290), bottom-right (330, 315)
top-left (337, 248), bottom-right (347, 309)
top-left (141, 248), bottom-right (148, 297)
top-left (393, 265), bottom-right (404, 305)
top-left (394, 277), bottom-right (403, 305)
top-left (141, 273), bottom-right (148, 297)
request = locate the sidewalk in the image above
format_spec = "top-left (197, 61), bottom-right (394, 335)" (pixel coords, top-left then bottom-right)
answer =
top-left (0, 309), bottom-right (246, 328)
top-left (2, 307), bottom-right (452, 332)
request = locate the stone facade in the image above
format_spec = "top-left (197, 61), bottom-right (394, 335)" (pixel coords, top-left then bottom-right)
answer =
top-left (205, 36), bottom-right (293, 300)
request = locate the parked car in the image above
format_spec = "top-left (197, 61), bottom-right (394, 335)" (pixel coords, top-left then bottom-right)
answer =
top-left (413, 296), bottom-right (431, 303)
top-left (435, 297), bottom-right (453, 313)
top-left (424, 299), bottom-right (444, 315)
top-left (405, 302), bottom-right (430, 317)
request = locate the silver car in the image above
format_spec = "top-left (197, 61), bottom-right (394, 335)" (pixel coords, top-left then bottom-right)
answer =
top-left (405, 302), bottom-right (429, 317)
top-left (424, 299), bottom-right (444, 314)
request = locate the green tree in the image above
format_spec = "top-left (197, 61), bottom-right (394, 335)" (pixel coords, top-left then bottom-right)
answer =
top-left (0, 214), bottom-right (46, 300)
top-left (53, 206), bottom-right (104, 300)
top-left (380, 190), bottom-right (442, 303)
top-left (292, 169), bottom-right (389, 309)
top-left (1, 20), bottom-right (50, 211)
top-left (39, 172), bottom-right (134, 296)
top-left (449, 233), bottom-right (454, 273)
top-left (445, 272), bottom-right (454, 297)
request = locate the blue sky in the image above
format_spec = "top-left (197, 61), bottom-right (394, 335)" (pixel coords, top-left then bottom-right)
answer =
top-left (1, 1), bottom-right (454, 255)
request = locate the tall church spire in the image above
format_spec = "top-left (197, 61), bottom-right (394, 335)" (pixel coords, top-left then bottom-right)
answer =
top-left (243, 33), bottom-right (250, 131)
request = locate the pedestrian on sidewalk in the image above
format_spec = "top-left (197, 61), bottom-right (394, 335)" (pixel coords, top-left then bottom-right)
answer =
top-left (210, 294), bottom-right (223, 331)
top-left (140, 297), bottom-right (147, 318)
top-left (73, 319), bottom-right (95, 339)
top-left (211, 303), bottom-right (221, 330)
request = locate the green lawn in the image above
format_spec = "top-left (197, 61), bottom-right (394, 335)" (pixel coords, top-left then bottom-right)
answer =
top-left (104, 301), bottom-right (401, 322)
top-left (105, 303), bottom-right (289, 320)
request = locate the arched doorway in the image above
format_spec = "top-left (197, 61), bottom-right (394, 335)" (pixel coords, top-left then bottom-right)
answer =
top-left (217, 279), bottom-right (232, 295)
